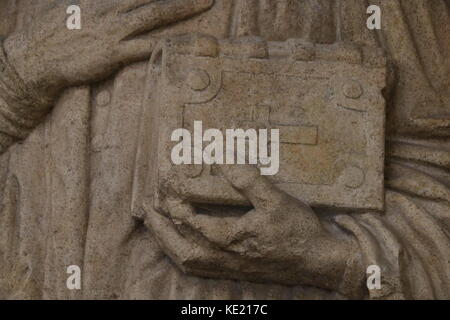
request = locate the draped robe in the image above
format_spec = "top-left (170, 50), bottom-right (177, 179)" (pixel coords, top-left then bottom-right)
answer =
top-left (0, 0), bottom-right (448, 299)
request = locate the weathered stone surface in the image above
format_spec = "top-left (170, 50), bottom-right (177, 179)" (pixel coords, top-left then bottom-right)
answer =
top-left (149, 34), bottom-right (386, 210)
top-left (0, 0), bottom-right (449, 300)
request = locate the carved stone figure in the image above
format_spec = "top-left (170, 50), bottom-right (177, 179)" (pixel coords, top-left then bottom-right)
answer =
top-left (0, 0), bottom-right (448, 300)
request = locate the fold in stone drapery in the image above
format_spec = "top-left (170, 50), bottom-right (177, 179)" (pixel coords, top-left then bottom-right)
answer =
top-left (230, 0), bottom-right (337, 43)
top-left (0, 87), bottom-right (91, 299)
top-left (368, 0), bottom-right (450, 137)
top-left (0, 0), bottom-right (17, 37)
top-left (339, 0), bottom-right (379, 46)
top-left (336, 159), bottom-right (450, 299)
top-left (0, 0), bottom-right (448, 300)
top-left (229, 0), bottom-right (385, 45)
top-left (229, 0), bottom-right (450, 137)
top-left (231, 0), bottom-right (259, 37)
top-left (42, 87), bottom-right (91, 300)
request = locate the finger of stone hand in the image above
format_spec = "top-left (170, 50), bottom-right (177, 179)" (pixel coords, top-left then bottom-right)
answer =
top-left (167, 198), bottom-right (244, 248)
top-left (146, 203), bottom-right (243, 274)
top-left (165, 198), bottom-right (197, 223)
top-left (121, 0), bottom-right (214, 36)
top-left (114, 38), bottom-right (158, 63)
top-left (118, 0), bottom-right (159, 13)
top-left (219, 165), bottom-right (289, 212)
top-left (144, 206), bottom-right (198, 266)
top-left (80, 0), bottom-right (153, 15)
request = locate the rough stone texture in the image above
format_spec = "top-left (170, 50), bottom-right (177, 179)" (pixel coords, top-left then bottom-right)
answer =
top-left (0, 0), bottom-right (449, 300)
top-left (148, 35), bottom-right (386, 211)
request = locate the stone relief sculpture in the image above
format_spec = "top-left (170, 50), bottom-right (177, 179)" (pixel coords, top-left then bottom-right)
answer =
top-left (0, 0), bottom-right (448, 300)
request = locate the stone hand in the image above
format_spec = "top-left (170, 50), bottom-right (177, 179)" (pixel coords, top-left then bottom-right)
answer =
top-left (145, 165), bottom-right (361, 293)
top-left (3, 0), bottom-right (214, 98)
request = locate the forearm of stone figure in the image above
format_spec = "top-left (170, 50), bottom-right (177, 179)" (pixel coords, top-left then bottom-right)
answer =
top-left (0, 39), bottom-right (54, 153)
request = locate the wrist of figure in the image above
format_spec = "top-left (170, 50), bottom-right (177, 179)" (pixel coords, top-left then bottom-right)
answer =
top-left (0, 38), bottom-right (56, 153)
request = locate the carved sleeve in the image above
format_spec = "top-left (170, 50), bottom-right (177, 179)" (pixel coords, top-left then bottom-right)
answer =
top-left (0, 38), bottom-right (52, 153)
